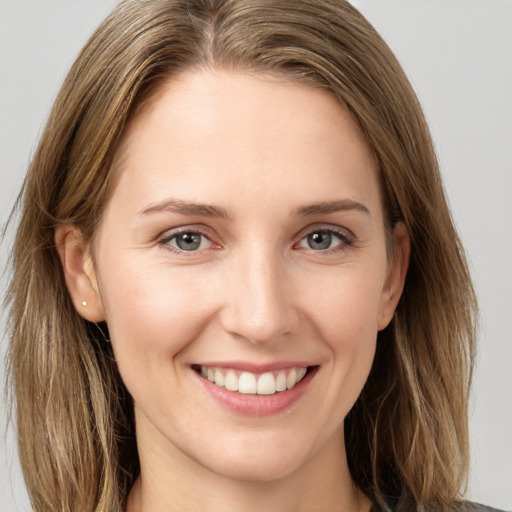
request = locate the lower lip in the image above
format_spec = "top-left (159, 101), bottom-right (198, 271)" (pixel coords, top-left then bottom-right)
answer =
top-left (194, 367), bottom-right (318, 417)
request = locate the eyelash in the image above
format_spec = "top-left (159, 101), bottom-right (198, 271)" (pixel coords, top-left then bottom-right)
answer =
top-left (158, 226), bottom-right (216, 254)
top-left (295, 227), bottom-right (354, 254)
top-left (157, 226), bottom-right (354, 255)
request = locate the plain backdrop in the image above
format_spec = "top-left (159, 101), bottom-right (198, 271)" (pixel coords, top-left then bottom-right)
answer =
top-left (1, 1), bottom-right (511, 511)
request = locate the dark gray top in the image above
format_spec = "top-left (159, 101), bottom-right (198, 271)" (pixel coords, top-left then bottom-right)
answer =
top-left (370, 503), bottom-right (507, 512)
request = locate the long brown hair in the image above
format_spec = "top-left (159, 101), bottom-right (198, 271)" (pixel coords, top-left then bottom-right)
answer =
top-left (5, 1), bottom-right (477, 511)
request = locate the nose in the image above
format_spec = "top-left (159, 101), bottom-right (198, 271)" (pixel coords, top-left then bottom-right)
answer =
top-left (220, 247), bottom-right (299, 346)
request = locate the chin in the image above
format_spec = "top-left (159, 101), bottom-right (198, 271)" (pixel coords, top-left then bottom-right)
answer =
top-left (201, 452), bottom-right (306, 483)
top-left (189, 429), bottom-right (325, 483)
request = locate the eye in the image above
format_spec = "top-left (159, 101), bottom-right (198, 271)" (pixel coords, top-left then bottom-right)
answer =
top-left (165, 231), bottom-right (212, 252)
top-left (297, 229), bottom-right (348, 251)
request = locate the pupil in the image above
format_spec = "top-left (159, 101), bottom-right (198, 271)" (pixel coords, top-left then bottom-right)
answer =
top-left (176, 233), bottom-right (201, 251)
top-left (308, 232), bottom-right (331, 250)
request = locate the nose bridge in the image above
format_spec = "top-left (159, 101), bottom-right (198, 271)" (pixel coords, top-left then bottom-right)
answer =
top-left (221, 242), bottom-right (296, 345)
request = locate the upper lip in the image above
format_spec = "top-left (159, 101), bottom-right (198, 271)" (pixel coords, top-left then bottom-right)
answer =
top-left (192, 361), bottom-right (317, 374)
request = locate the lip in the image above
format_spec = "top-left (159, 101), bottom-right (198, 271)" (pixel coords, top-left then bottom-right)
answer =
top-left (192, 364), bottom-right (319, 417)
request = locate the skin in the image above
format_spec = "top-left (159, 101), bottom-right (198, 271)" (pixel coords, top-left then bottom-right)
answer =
top-left (56, 70), bottom-right (409, 512)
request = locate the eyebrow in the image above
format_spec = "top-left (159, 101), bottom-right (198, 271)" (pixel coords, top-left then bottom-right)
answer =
top-left (296, 199), bottom-right (370, 216)
top-left (138, 197), bottom-right (370, 220)
top-left (138, 198), bottom-right (231, 219)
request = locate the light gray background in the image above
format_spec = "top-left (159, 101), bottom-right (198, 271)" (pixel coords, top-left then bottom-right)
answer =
top-left (1, 1), bottom-right (511, 510)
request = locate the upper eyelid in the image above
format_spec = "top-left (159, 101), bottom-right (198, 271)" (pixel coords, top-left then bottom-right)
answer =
top-left (158, 224), bottom-right (215, 241)
top-left (155, 223), bottom-right (355, 248)
top-left (156, 227), bottom-right (217, 253)
top-left (296, 229), bottom-right (351, 248)
top-left (295, 223), bottom-right (355, 242)
top-left (157, 228), bottom-right (217, 255)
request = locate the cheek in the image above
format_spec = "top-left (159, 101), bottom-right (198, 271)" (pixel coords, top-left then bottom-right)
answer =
top-left (97, 255), bottom-right (218, 379)
top-left (300, 264), bottom-right (384, 403)
top-left (300, 264), bottom-right (385, 343)
top-left (255, 265), bottom-right (380, 448)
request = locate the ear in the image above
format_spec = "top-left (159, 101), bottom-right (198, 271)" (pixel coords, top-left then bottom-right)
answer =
top-left (377, 222), bottom-right (410, 331)
top-left (54, 225), bottom-right (106, 323)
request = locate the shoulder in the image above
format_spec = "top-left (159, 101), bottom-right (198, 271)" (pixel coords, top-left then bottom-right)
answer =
top-left (471, 505), bottom-right (509, 512)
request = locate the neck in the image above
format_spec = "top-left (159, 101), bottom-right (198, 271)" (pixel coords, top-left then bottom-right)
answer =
top-left (126, 420), bottom-right (371, 512)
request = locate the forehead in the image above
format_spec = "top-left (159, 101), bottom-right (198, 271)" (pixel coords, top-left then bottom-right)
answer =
top-left (107, 69), bottom-right (381, 219)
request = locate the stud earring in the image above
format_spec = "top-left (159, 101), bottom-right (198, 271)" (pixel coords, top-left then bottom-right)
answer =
top-left (81, 301), bottom-right (87, 307)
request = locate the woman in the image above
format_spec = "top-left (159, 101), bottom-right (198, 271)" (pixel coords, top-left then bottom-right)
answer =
top-left (5, 0), bottom-right (502, 511)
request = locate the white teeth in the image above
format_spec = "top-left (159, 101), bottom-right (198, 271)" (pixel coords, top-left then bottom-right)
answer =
top-left (239, 372), bottom-right (257, 394)
top-left (214, 369), bottom-right (225, 387)
top-left (275, 371), bottom-right (287, 392)
top-left (199, 366), bottom-right (309, 395)
top-left (257, 372), bottom-right (276, 395)
top-left (225, 370), bottom-right (239, 391)
top-left (286, 368), bottom-right (297, 389)
top-left (297, 367), bottom-right (307, 382)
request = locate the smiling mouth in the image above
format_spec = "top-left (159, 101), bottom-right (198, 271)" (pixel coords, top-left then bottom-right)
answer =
top-left (192, 365), bottom-right (314, 396)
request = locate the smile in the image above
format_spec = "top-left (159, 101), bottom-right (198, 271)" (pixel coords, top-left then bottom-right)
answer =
top-left (194, 365), bottom-right (309, 395)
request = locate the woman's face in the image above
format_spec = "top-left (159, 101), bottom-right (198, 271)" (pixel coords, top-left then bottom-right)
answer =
top-left (77, 70), bottom-right (407, 481)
